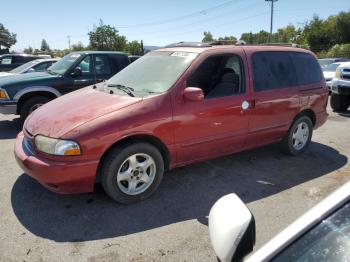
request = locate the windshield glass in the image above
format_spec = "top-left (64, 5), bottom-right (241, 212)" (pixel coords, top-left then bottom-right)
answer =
top-left (10, 60), bottom-right (40, 73)
top-left (322, 63), bottom-right (341, 72)
top-left (48, 53), bottom-right (82, 75)
top-left (107, 51), bottom-right (198, 93)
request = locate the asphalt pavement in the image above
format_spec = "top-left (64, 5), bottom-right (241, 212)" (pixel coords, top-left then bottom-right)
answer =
top-left (0, 105), bottom-right (349, 262)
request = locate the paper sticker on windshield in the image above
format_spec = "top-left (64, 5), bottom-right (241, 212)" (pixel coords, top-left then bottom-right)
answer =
top-left (171, 52), bottom-right (197, 58)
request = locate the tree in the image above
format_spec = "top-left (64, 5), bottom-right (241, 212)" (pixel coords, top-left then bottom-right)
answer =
top-left (126, 40), bottom-right (141, 55)
top-left (88, 20), bottom-right (127, 51)
top-left (217, 36), bottom-right (237, 44)
top-left (0, 23), bottom-right (16, 51)
top-left (71, 41), bottom-right (85, 51)
top-left (40, 39), bottom-right (50, 52)
top-left (23, 46), bottom-right (33, 54)
top-left (202, 31), bottom-right (214, 42)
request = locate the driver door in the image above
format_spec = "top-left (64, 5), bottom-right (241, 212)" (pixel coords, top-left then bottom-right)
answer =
top-left (59, 54), bottom-right (97, 94)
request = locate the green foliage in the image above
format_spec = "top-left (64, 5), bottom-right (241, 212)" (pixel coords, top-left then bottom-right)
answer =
top-left (88, 20), bottom-right (127, 51)
top-left (126, 40), bottom-right (142, 55)
top-left (40, 39), bottom-right (50, 52)
top-left (202, 31), bottom-right (214, 42)
top-left (302, 12), bottom-right (350, 53)
top-left (71, 41), bottom-right (86, 51)
top-left (319, 44), bottom-right (350, 58)
top-left (217, 36), bottom-right (237, 44)
top-left (0, 23), bottom-right (16, 50)
top-left (23, 46), bottom-right (33, 54)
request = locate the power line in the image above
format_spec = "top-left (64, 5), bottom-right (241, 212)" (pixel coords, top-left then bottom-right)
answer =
top-left (113, 0), bottom-right (244, 28)
top-left (126, 0), bottom-right (262, 38)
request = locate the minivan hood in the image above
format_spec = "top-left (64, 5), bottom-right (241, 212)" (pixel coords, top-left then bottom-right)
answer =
top-left (25, 87), bottom-right (143, 138)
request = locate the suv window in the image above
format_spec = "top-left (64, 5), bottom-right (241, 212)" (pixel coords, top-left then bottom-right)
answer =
top-left (187, 54), bottom-right (244, 98)
top-left (77, 55), bottom-right (92, 75)
top-left (1, 56), bottom-right (12, 64)
top-left (291, 52), bottom-right (322, 85)
top-left (252, 51), bottom-right (297, 91)
top-left (272, 202), bottom-right (350, 261)
top-left (111, 55), bottom-right (129, 72)
top-left (95, 55), bottom-right (111, 75)
top-left (12, 56), bottom-right (26, 64)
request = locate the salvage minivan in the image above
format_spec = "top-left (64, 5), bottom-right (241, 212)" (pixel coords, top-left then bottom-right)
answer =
top-left (15, 43), bottom-right (328, 204)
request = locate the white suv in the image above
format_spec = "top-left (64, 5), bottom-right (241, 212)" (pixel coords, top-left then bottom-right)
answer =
top-left (330, 62), bottom-right (350, 111)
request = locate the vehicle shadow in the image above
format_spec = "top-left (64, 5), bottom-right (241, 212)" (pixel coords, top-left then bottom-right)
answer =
top-left (0, 116), bottom-right (22, 139)
top-left (11, 142), bottom-right (347, 242)
top-left (337, 110), bottom-right (350, 118)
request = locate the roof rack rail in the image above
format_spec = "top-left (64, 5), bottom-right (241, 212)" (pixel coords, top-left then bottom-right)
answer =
top-left (164, 42), bottom-right (211, 48)
top-left (258, 43), bottom-right (302, 48)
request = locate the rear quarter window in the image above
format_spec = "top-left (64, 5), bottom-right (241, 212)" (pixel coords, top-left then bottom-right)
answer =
top-left (291, 52), bottom-right (322, 85)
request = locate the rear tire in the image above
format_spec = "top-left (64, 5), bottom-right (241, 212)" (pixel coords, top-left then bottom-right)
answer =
top-left (281, 116), bottom-right (313, 156)
top-left (101, 142), bottom-right (164, 204)
top-left (20, 96), bottom-right (51, 120)
top-left (330, 93), bottom-right (350, 112)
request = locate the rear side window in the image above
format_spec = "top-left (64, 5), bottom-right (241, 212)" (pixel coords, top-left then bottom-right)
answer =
top-left (252, 51), bottom-right (297, 91)
top-left (0, 56), bottom-right (12, 64)
top-left (291, 53), bottom-right (322, 85)
top-left (94, 55), bottom-right (111, 75)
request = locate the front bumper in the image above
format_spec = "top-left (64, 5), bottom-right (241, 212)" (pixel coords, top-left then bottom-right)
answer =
top-left (331, 78), bottom-right (350, 95)
top-left (0, 99), bottom-right (17, 115)
top-left (14, 131), bottom-right (99, 194)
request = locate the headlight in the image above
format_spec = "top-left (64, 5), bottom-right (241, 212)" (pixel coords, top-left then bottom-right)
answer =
top-left (335, 68), bottom-right (342, 79)
top-left (34, 135), bottom-right (81, 156)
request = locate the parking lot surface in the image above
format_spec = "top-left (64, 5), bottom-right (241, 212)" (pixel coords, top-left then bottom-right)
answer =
top-left (0, 105), bottom-right (349, 262)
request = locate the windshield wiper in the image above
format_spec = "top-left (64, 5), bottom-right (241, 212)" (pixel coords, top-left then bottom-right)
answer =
top-left (107, 84), bottom-right (135, 97)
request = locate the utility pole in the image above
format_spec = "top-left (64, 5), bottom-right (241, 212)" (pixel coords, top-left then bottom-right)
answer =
top-left (67, 35), bottom-right (71, 50)
top-left (265, 0), bottom-right (278, 43)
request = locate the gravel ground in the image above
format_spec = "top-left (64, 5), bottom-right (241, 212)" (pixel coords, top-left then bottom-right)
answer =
top-left (0, 105), bottom-right (349, 262)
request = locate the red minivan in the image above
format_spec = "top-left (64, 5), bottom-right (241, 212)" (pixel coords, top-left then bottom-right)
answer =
top-left (15, 43), bottom-right (328, 203)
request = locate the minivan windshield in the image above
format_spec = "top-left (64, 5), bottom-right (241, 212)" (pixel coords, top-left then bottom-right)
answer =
top-left (107, 51), bottom-right (197, 93)
top-left (48, 53), bottom-right (82, 75)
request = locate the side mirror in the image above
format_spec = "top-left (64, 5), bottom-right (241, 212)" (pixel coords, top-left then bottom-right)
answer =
top-left (70, 67), bottom-right (82, 77)
top-left (183, 87), bottom-right (204, 102)
top-left (209, 194), bottom-right (255, 262)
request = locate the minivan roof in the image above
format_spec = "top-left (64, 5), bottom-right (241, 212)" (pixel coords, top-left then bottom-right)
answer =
top-left (156, 45), bottom-right (313, 55)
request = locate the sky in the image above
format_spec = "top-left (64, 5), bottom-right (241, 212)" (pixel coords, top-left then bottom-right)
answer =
top-left (1, 0), bottom-right (349, 51)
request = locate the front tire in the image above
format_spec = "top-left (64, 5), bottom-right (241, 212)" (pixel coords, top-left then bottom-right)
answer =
top-left (101, 142), bottom-right (164, 204)
top-left (281, 116), bottom-right (313, 156)
top-left (330, 93), bottom-right (350, 112)
top-left (20, 96), bottom-right (51, 120)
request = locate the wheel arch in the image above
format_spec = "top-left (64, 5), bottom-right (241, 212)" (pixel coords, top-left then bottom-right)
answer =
top-left (293, 108), bottom-right (316, 127)
top-left (15, 86), bottom-right (60, 114)
top-left (95, 134), bottom-right (171, 184)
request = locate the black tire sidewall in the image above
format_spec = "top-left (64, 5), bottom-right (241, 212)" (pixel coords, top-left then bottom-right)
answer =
top-left (285, 116), bottom-right (313, 156)
top-left (330, 93), bottom-right (350, 112)
top-left (20, 96), bottom-right (51, 119)
top-left (101, 143), bottom-right (164, 204)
